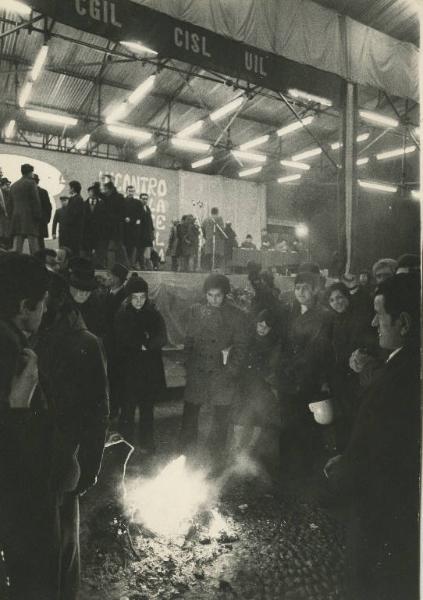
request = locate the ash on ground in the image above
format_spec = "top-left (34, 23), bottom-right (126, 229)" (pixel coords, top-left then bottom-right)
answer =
top-left (80, 400), bottom-right (345, 600)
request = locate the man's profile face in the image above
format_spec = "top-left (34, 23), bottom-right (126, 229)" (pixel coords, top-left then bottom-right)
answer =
top-left (127, 186), bottom-right (135, 198)
top-left (372, 294), bottom-right (403, 350)
top-left (23, 292), bottom-right (48, 334)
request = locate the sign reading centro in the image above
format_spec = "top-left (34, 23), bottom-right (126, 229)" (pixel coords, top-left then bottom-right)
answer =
top-left (0, 144), bottom-right (178, 259)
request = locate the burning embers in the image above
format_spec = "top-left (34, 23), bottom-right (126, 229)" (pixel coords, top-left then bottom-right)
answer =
top-left (123, 455), bottom-right (233, 541)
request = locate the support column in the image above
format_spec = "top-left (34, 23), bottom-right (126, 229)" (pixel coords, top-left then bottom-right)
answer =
top-left (338, 81), bottom-right (358, 273)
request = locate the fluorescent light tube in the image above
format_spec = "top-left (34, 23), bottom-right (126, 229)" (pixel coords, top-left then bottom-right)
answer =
top-left (0, 1), bottom-right (31, 16)
top-left (232, 150), bottom-right (267, 163)
top-left (5, 119), bottom-right (16, 138)
top-left (105, 104), bottom-right (129, 124)
top-left (359, 110), bottom-right (399, 128)
top-left (25, 109), bottom-right (77, 126)
top-left (358, 180), bottom-right (397, 193)
top-left (176, 120), bottom-right (204, 138)
top-left (280, 159), bottom-right (310, 171)
top-left (411, 190), bottom-right (421, 200)
top-left (171, 138), bottom-right (210, 152)
top-left (356, 157), bottom-right (369, 166)
top-left (121, 41), bottom-right (158, 55)
top-left (18, 81), bottom-right (32, 108)
top-left (31, 45), bottom-right (48, 81)
top-left (331, 132), bottom-right (370, 150)
top-left (209, 96), bottom-right (245, 122)
top-left (138, 145), bottom-right (157, 160)
top-left (107, 124), bottom-right (152, 142)
top-left (75, 134), bottom-right (90, 150)
top-left (288, 88), bottom-right (332, 107)
top-left (127, 75), bottom-right (156, 105)
top-left (277, 116), bottom-right (314, 137)
top-left (192, 156), bottom-right (214, 169)
top-left (376, 145), bottom-right (416, 161)
top-left (291, 147), bottom-right (322, 161)
top-left (239, 166), bottom-right (262, 177)
top-left (239, 134), bottom-right (269, 151)
top-left (278, 174), bottom-right (302, 183)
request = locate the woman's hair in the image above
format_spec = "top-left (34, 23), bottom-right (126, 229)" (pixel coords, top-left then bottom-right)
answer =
top-left (203, 273), bottom-right (231, 296)
top-left (325, 282), bottom-right (350, 306)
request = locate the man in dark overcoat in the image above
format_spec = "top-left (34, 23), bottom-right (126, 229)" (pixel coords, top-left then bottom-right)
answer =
top-left (137, 192), bottom-right (155, 270)
top-left (101, 181), bottom-right (129, 267)
top-left (123, 185), bottom-right (143, 268)
top-left (33, 174), bottom-right (52, 250)
top-left (66, 181), bottom-right (85, 257)
top-left (82, 184), bottom-right (109, 268)
top-left (9, 163), bottom-right (41, 254)
top-left (325, 274), bottom-right (420, 600)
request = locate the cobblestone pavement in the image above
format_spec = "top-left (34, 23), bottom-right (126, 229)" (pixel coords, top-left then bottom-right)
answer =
top-left (80, 398), bottom-right (346, 600)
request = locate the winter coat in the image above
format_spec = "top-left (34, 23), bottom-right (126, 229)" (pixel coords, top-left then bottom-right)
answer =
top-left (178, 220), bottom-right (200, 257)
top-left (82, 197), bottom-right (109, 249)
top-left (65, 194), bottom-right (84, 253)
top-left (103, 190), bottom-right (125, 242)
top-left (114, 300), bottom-right (167, 391)
top-left (224, 225), bottom-right (238, 260)
top-left (328, 345), bottom-right (420, 600)
top-left (234, 329), bottom-right (281, 427)
top-left (38, 186), bottom-right (53, 239)
top-left (0, 319), bottom-right (75, 599)
top-left (35, 311), bottom-right (109, 496)
top-left (201, 215), bottom-right (225, 256)
top-left (9, 175), bottom-right (41, 236)
top-left (184, 300), bottom-right (248, 406)
top-left (279, 302), bottom-right (333, 423)
top-left (52, 206), bottom-right (69, 248)
top-left (139, 203), bottom-right (155, 247)
top-left (77, 289), bottom-right (108, 339)
top-left (123, 197), bottom-right (143, 247)
top-left (166, 223), bottom-right (180, 257)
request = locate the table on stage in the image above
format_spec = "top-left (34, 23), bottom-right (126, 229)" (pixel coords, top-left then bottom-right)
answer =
top-left (231, 248), bottom-right (300, 270)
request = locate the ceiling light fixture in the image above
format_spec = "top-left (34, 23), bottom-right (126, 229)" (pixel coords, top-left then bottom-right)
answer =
top-left (356, 157), bottom-right (369, 166)
top-left (359, 110), bottom-right (399, 128)
top-left (411, 190), bottom-right (421, 200)
top-left (376, 145), bottom-right (416, 161)
top-left (239, 166), bottom-right (262, 178)
top-left (192, 156), bottom-right (214, 169)
top-left (171, 138), bottom-right (210, 152)
top-left (280, 159), bottom-right (310, 171)
top-left (0, 0), bottom-right (31, 16)
top-left (107, 124), bottom-right (152, 142)
top-left (105, 75), bottom-right (156, 124)
top-left (75, 134), bottom-right (90, 150)
top-left (25, 109), bottom-right (78, 126)
top-left (120, 41), bottom-right (158, 55)
top-left (276, 115), bottom-right (314, 138)
top-left (291, 147), bottom-right (322, 161)
top-left (209, 96), bottom-right (245, 122)
top-left (331, 132), bottom-right (370, 150)
top-left (239, 134), bottom-right (270, 151)
top-left (232, 150), bottom-right (267, 163)
top-left (31, 44), bottom-right (49, 81)
top-left (18, 81), bottom-right (32, 108)
top-left (138, 145), bottom-right (157, 160)
top-left (176, 120), bottom-right (204, 138)
top-left (288, 88), bottom-right (332, 107)
top-left (278, 174), bottom-right (302, 183)
top-left (4, 119), bottom-right (16, 138)
top-left (358, 179), bottom-right (397, 193)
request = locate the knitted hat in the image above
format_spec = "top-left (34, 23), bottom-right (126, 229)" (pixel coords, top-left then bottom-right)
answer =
top-left (125, 276), bottom-right (149, 296)
top-left (111, 263), bottom-right (129, 282)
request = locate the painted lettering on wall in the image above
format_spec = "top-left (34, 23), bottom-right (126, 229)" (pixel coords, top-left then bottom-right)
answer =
top-left (75, 0), bottom-right (122, 28)
top-left (173, 26), bottom-right (211, 58)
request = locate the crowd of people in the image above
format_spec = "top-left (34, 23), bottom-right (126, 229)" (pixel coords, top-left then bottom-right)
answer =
top-left (0, 164), bottom-right (158, 270)
top-left (0, 161), bottom-right (420, 600)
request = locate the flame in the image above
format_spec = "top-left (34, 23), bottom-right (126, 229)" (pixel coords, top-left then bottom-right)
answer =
top-left (124, 455), bottom-right (211, 537)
